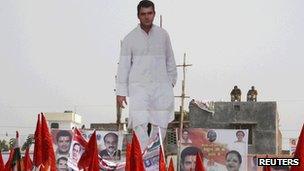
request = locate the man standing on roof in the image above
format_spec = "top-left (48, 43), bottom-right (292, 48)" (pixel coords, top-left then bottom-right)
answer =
top-left (116, 0), bottom-right (177, 151)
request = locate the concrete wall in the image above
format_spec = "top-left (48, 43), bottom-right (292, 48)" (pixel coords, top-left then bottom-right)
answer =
top-left (189, 101), bottom-right (279, 154)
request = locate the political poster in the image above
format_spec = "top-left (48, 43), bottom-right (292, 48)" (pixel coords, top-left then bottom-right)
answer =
top-left (178, 128), bottom-right (248, 171)
top-left (142, 132), bottom-right (161, 171)
top-left (52, 129), bottom-right (124, 170)
top-left (81, 130), bottom-right (123, 161)
top-left (51, 129), bottom-right (73, 171)
top-left (67, 129), bottom-right (86, 171)
top-left (289, 138), bottom-right (298, 155)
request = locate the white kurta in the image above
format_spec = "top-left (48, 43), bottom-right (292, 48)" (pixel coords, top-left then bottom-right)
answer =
top-left (116, 24), bottom-right (177, 128)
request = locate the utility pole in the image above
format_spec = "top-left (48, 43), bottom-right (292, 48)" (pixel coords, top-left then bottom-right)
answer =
top-left (176, 53), bottom-right (192, 171)
top-left (176, 53), bottom-right (192, 139)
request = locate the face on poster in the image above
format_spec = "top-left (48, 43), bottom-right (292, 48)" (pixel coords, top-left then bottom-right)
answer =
top-left (82, 130), bottom-right (123, 161)
top-left (52, 130), bottom-right (73, 156)
top-left (178, 128), bottom-right (248, 171)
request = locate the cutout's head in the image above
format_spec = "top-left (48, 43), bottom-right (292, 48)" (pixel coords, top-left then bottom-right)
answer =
top-left (137, 0), bottom-right (155, 28)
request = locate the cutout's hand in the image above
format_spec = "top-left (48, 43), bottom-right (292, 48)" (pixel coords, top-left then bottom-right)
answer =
top-left (116, 96), bottom-right (127, 108)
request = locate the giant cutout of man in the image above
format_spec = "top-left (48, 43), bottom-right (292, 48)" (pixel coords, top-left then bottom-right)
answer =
top-left (116, 0), bottom-right (177, 151)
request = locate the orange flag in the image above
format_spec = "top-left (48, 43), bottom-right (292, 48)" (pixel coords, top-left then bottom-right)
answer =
top-left (195, 152), bottom-right (205, 171)
top-left (41, 113), bottom-right (56, 171)
top-left (78, 131), bottom-right (100, 171)
top-left (129, 131), bottom-right (145, 171)
top-left (167, 158), bottom-right (174, 171)
top-left (0, 151), bottom-right (5, 170)
top-left (33, 114), bottom-right (42, 168)
top-left (159, 146), bottom-right (166, 171)
top-left (23, 147), bottom-right (33, 171)
top-left (290, 124), bottom-right (304, 171)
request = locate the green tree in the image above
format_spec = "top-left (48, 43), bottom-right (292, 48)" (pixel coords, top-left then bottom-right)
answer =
top-left (0, 139), bottom-right (9, 151)
top-left (22, 135), bottom-right (34, 151)
top-left (9, 138), bottom-right (16, 149)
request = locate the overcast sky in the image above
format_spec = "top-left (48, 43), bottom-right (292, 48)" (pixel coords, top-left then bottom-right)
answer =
top-left (0, 0), bottom-right (303, 149)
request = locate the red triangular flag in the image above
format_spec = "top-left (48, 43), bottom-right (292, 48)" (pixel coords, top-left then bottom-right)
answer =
top-left (23, 147), bottom-right (33, 171)
top-left (0, 151), bottom-right (5, 171)
top-left (129, 131), bottom-right (145, 171)
top-left (290, 124), bottom-right (304, 171)
top-left (263, 155), bottom-right (271, 171)
top-left (78, 131), bottom-right (100, 171)
top-left (39, 161), bottom-right (50, 171)
top-left (125, 143), bottom-right (132, 171)
top-left (159, 146), bottom-right (166, 171)
top-left (41, 113), bottom-right (56, 171)
top-left (33, 114), bottom-right (42, 168)
top-left (74, 128), bottom-right (88, 147)
top-left (195, 152), bottom-right (205, 171)
top-left (263, 165), bottom-right (271, 171)
top-left (5, 149), bottom-right (14, 171)
top-left (167, 157), bottom-right (174, 171)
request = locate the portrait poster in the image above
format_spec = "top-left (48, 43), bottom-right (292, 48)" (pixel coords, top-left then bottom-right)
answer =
top-left (289, 138), bottom-right (298, 155)
top-left (82, 130), bottom-right (123, 161)
top-left (67, 129), bottom-right (87, 171)
top-left (51, 130), bottom-right (73, 171)
top-left (178, 128), bottom-right (248, 171)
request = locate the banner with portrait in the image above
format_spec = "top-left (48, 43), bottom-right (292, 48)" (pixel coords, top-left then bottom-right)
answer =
top-left (52, 129), bottom-right (124, 170)
top-left (81, 130), bottom-right (123, 161)
top-left (178, 128), bottom-right (248, 171)
top-left (51, 130), bottom-right (73, 171)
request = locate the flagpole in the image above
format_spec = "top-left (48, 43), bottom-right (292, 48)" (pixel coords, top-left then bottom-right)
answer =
top-left (158, 126), bottom-right (165, 158)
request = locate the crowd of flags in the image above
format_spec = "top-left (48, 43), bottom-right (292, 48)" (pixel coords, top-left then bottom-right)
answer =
top-left (0, 113), bottom-right (303, 171)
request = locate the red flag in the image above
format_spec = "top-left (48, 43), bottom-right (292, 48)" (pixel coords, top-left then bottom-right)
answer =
top-left (167, 158), bottom-right (174, 171)
top-left (263, 165), bottom-right (271, 171)
top-left (23, 147), bottom-right (33, 171)
top-left (195, 152), bottom-right (205, 171)
top-left (290, 124), bottom-right (304, 171)
top-left (159, 146), bottom-right (166, 171)
top-left (78, 131), bottom-right (100, 171)
top-left (39, 161), bottom-right (50, 171)
top-left (263, 155), bottom-right (271, 171)
top-left (129, 131), bottom-right (145, 171)
top-left (0, 151), bottom-right (5, 170)
top-left (41, 113), bottom-right (56, 171)
top-left (5, 149), bottom-right (14, 171)
top-left (74, 128), bottom-right (88, 147)
top-left (33, 114), bottom-right (42, 168)
top-left (125, 143), bottom-right (132, 171)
